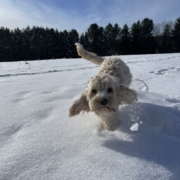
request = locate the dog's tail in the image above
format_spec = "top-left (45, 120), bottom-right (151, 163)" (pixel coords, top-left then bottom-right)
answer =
top-left (75, 43), bottom-right (104, 65)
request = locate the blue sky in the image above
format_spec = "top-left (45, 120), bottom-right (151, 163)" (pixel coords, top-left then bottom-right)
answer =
top-left (0, 0), bottom-right (179, 32)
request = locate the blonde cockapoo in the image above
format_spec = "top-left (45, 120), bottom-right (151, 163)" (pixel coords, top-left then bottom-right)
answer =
top-left (69, 43), bottom-right (137, 131)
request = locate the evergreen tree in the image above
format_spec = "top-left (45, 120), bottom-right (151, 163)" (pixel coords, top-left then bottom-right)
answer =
top-left (103, 23), bottom-right (121, 55)
top-left (58, 31), bottom-right (69, 58)
top-left (172, 17), bottom-right (180, 52)
top-left (79, 33), bottom-right (91, 51)
top-left (0, 27), bottom-right (14, 61)
top-left (120, 24), bottom-right (131, 55)
top-left (86, 23), bottom-right (104, 55)
top-left (141, 18), bottom-right (155, 54)
top-left (12, 28), bottom-right (24, 61)
top-left (68, 29), bottom-right (79, 58)
top-left (131, 21), bottom-right (142, 54)
top-left (113, 23), bottom-right (121, 55)
top-left (161, 24), bottom-right (172, 53)
top-left (62, 30), bottom-right (72, 58)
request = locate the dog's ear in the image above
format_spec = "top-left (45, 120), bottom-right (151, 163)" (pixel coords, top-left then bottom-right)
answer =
top-left (69, 93), bottom-right (90, 117)
top-left (116, 85), bottom-right (137, 104)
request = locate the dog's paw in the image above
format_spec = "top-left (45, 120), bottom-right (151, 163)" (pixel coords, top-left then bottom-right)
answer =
top-left (105, 124), bottom-right (118, 131)
top-left (69, 106), bottom-right (76, 117)
top-left (69, 94), bottom-right (90, 117)
top-left (129, 89), bottom-right (138, 102)
top-left (117, 85), bottom-right (138, 104)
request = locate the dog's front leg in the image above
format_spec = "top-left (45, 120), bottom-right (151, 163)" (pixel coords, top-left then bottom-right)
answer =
top-left (97, 112), bottom-right (120, 131)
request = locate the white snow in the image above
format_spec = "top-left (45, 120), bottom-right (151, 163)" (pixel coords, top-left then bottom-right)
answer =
top-left (130, 123), bottom-right (139, 131)
top-left (0, 54), bottom-right (180, 180)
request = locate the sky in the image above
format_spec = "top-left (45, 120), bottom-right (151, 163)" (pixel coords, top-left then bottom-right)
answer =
top-left (0, 0), bottom-right (180, 33)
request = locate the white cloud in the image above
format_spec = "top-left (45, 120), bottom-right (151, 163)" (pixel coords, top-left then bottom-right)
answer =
top-left (0, 0), bottom-right (49, 29)
top-left (0, 0), bottom-right (179, 33)
top-left (0, 0), bottom-right (91, 32)
top-left (106, 0), bottom-right (179, 26)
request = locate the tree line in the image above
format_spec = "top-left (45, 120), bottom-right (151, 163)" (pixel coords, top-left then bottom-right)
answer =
top-left (0, 17), bottom-right (180, 62)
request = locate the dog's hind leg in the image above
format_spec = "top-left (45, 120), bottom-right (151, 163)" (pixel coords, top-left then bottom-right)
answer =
top-left (75, 43), bottom-right (104, 66)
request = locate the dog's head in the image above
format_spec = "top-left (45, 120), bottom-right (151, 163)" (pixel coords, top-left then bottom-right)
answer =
top-left (69, 74), bottom-right (137, 117)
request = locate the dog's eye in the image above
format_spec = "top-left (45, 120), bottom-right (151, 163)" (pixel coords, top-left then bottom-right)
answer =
top-left (107, 87), bottom-right (113, 93)
top-left (92, 89), bottom-right (97, 94)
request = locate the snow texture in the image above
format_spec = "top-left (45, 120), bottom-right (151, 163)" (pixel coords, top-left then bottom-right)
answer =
top-left (130, 123), bottom-right (139, 131)
top-left (0, 53), bottom-right (180, 180)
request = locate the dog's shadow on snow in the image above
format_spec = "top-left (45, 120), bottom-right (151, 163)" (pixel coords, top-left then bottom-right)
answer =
top-left (102, 102), bottom-right (180, 180)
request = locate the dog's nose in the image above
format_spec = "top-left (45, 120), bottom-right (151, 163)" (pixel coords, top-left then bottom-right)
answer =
top-left (101, 98), bottom-right (108, 106)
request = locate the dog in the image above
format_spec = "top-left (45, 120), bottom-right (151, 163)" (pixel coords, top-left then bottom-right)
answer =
top-left (69, 43), bottom-right (137, 131)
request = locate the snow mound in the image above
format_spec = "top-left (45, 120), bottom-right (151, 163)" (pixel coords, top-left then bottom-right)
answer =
top-left (130, 123), bottom-right (139, 131)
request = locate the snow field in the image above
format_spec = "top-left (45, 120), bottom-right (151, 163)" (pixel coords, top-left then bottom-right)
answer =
top-left (0, 54), bottom-right (180, 180)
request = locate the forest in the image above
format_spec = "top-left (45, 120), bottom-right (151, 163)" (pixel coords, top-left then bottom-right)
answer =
top-left (0, 17), bottom-right (180, 62)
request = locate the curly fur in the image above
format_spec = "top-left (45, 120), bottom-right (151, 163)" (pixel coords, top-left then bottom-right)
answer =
top-left (69, 43), bottom-right (137, 131)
